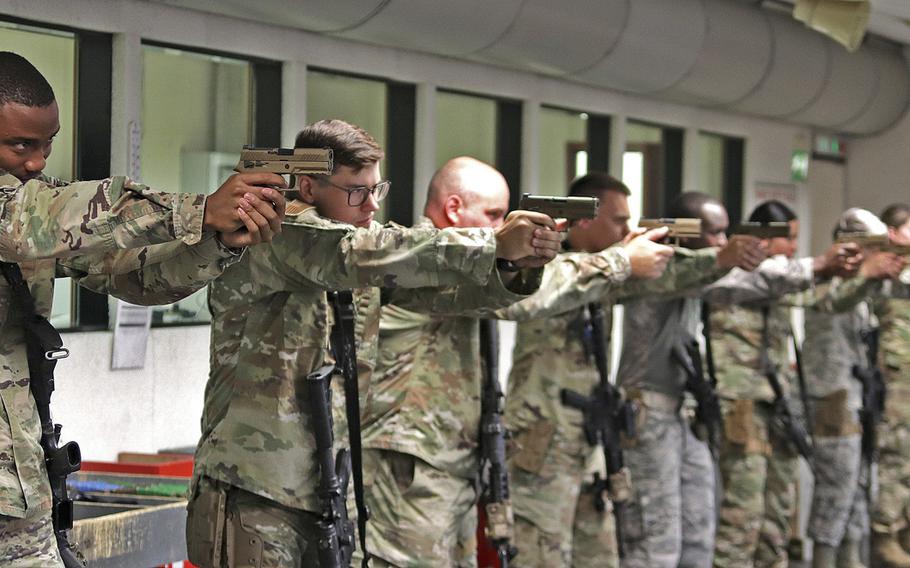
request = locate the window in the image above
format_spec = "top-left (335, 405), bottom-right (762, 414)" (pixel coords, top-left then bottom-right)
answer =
top-left (307, 70), bottom-right (391, 222)
top-left (538, 107), bottom-right (588, 196)
top-left (141, 44), bottom-right (253, 326)
top-left (699, 132), bottom-right (725, 201)
top-left (0, 21), bottom-right (77, 328)
top-left (623, 121), bottom-right (683, 221)
top-left (435, 91), bottom-right (497, 168)
top-left (699, 131), bottom-right (744, 225)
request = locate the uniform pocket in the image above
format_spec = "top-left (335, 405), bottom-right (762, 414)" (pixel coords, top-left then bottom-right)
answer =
top-left (510, 420), bottom-right (555, 474)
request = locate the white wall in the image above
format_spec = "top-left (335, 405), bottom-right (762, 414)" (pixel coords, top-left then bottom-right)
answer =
top-left (846, 108), bottom-right (910, 215)
top-left (55, 327), bottom-right (211, 461)
top-left (2, 0), bottom-right (874, 460)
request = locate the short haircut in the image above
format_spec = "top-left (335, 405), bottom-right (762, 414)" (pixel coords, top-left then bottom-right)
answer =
top-left (748, 200), bottom-right (796, 224)
top-left (832, 207), bottom-right (887, 240)
top-left (0, 51), bottom-right (55, 108)
top-left (294, 119), bottom-right (384, 172)
top-left (667, 191), bottom-right (720, 219)
top-left (568, 172), bottom-right (631, 199)
top-left (880, 203), bottom-right (910, 230)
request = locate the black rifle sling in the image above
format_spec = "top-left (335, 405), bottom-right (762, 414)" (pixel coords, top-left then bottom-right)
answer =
top-left (0, 261), bottom-right (84, 568)
top-left (700, 301), bottom-right (717, 387)
top-left (327, 290), bottom-right (370, 567)
top-left (791, 325), bottom-right (814, 446)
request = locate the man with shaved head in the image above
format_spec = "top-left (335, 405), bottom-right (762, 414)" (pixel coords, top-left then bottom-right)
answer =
top-left (361, 159), bottom-right (680, 567)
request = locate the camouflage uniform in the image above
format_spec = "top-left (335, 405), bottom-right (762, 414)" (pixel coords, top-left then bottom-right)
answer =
top-left (868, 270), bottom-right (910, 538)
top-left (703, 256), bottom-right (816, 568)
top-left (801, 279), bottom-right (873, 548)
top-left (189, 204), bottom-right (533, 568)
top-left (614, 295), bottom-right (717, 568)
top-left (0, 172), bottom-right (241, 566)
top-left (500, 247), bottom-right (723, 567)
top-left (361, 227), bottom-right (633, 567)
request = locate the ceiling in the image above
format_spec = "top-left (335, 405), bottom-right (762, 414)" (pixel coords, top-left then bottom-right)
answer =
top-left (147, 0), bottom-right (910, 134)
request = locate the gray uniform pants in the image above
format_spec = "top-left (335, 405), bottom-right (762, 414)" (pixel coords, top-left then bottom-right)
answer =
top-left (621, 403), bottom-right (716, 568)
top-left (808, 433), bottom-right (869, 545)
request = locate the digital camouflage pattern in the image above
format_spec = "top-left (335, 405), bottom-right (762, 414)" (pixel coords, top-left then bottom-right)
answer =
top-left (192, 202), bottom-right (525, 519)
top-left (500, 247), bottom-right (722, 564)
top-left (615, 294), bottom-right (717, 568)
top-left (362, 239), bottom-right (632, 566)
top-left (801, 279), bottom-right (871, 546)
top-left (713, 401), bottom-right (797, 568)
top-left (0, 171), bottom-right (237, 520)
top-left (702, 256), bottom-right (816, 568)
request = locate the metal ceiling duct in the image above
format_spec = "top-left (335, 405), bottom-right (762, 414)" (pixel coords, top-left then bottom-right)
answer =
top-left (153, 0), bottom-right (910, 134)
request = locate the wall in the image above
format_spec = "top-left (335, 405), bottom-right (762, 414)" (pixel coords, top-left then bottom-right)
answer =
top-left (0, 0), bottom-right (873, 460)
top-left (55, 327), bottom-right (211, 460)
top-left (846, 108), bottom-right (910, 216)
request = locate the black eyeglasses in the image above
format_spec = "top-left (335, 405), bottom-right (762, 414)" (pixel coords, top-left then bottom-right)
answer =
top-left (309, 175), bottom-right (391, 207)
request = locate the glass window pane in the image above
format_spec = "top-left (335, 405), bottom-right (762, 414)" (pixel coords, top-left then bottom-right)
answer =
top-left (623, 121), bottom-right (665, 222)
top-left (142, 45), bottom-right (252, 326)
top-left (306, 71), bottom-right (389, 221)
top-left (538, 107), bottom-right (587, 196)
top-left (699, 132), bottom-right (725, 200)
top-left (0, 22), bottom-right (77, 328)
top-left (435, 91), bottom-right (496, 169)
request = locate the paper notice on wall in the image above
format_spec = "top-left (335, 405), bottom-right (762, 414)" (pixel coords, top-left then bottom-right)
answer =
top-left (754, 181), bottom-right (798, 209)
top-left (111, 300), bottom-right (151, 370)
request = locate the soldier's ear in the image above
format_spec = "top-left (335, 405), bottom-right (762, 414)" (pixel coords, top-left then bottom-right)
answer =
top-left (298, 175), bottom-right (317, 205)
top-left (444, 194), bottom-right (463, 225)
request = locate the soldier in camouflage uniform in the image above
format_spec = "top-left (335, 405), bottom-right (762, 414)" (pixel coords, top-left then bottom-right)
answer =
top-left (707, 200), bottom-right (861, 568)
top-left (499, 175), bottom-right (764, 567)
top-left (869, 203), bottom-right (910, 568)
top-left (0, 51), bottom-right (286, 567)
top-left (187, 121), bottom-right (566, 568)
top-left (361, 159), bottom-right (679, 567)
top-left (615, 192), bottom-right (765, 568)
top-left (802, 208), bottom-right (906, 568)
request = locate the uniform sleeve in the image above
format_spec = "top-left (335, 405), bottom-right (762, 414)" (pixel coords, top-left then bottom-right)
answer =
top-left (0, 175), bottom-right (208, 262)
top-left (387, 266), bottom-right (543, 317)
top-left (614, 246), bottom-right (725, 301)
top-left (57, 237), bottom-right (242, 306)
top-left (266, 216), bottom-right (497, 290)
top-left (496, 246), bottom-right (632, 322)
top-left (701, 255), bottom-right (814, 306)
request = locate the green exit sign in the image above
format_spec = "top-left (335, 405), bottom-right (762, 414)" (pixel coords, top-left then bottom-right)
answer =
top-left (791, 150), bottom-right (809, 182)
